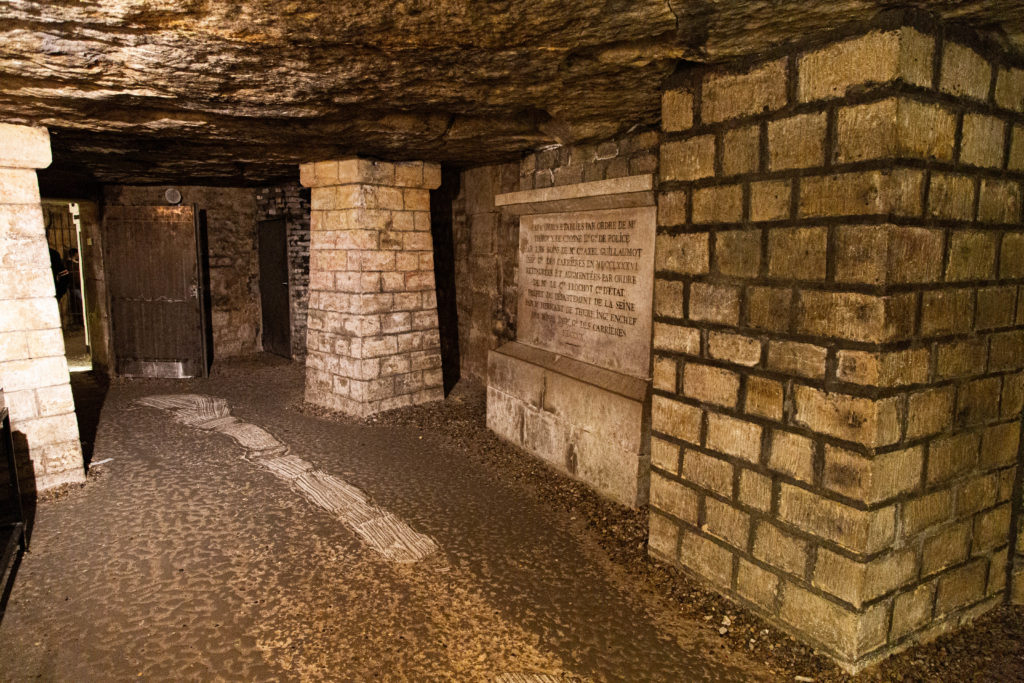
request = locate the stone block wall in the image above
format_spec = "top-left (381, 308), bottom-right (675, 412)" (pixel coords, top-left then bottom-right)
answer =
top-left (300, 158), bottom-right (443, 417)
top-left (0, 124), bottom-right (85, 491)
top-left (650, 21), bottom-right (1024, 671)
top-left (518, 128), bottom-right (659, 190)
top-left (449, 131), bottom-right (660, 385)
top-left (103, 185), bottom-right (260, 359)
top-left (256, 182), bottom-right (311, 360)
top-left (452, 163), bottom-right (519, 383)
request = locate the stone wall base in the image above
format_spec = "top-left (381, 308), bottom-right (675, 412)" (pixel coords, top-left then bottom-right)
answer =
top-left (486, 341), bottom-right (649, 507)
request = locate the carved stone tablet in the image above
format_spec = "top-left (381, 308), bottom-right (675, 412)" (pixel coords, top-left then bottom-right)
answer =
top-left (516, 205), bottom-right (656, 378)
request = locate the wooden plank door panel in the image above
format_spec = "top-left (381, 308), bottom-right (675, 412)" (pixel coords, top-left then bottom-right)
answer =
top-left (103, 205), bottom-right (207, 378)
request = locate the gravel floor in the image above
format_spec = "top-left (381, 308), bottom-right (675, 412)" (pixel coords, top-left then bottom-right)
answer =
top-left (1, 356), bottom-right (1022, 681)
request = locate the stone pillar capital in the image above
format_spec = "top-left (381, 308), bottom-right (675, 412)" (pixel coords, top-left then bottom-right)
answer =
top-left (299, 157), bottom-right (440, 190)
top-left (0, 123), bottom-right (52, 170)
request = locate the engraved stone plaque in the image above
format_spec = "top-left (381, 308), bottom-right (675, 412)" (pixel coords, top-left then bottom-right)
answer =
top-left (516, 205), bottom-right (656, 378)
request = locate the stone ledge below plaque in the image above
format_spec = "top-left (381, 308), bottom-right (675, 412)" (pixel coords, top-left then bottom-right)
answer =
top-left (486, 341), bottom-right (650, 508)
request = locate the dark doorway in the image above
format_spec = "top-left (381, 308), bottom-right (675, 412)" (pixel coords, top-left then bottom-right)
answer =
top-left (102, 204), bottom-right (209, 378)
top-left (430, 166), bottom-right (461, 395)
top-left (258, 219), bottom-right (291, 359)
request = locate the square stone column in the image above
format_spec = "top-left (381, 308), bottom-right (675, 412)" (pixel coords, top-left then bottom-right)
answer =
top-left (299, 157), bottom-right (443, 416)
top-left (652, 21), bottom-right (1024, 672)
top-left (0, 123), bottom-right (85, 490)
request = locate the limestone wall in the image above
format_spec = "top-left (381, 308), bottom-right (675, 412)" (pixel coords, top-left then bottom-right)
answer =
top-left (255, 182), bottom-right (311, 360)
top-left (650, 20), bottom-right (1024, 671)
top-left (103, 185), bottom-right (260, 359)
top-left (518, 129), bottom-right (659, 190)
top-left (452, 132), bottom-right (661, 385)
top-left (452, 163), bottom-right (519, 383)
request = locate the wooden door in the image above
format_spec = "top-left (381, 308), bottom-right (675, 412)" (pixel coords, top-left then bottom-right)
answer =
top-left (103, 205), bottom-right (208, 378)
top-left (258, 219), bottom-right (291, 358)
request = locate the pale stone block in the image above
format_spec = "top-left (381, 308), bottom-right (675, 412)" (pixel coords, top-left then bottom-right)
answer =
top-left (779, 582), bottom-right (889, 661)
top-left (574, 428), bottom-right (646, 506)
top-left (0, 203), bottom-right (45, 238)
top-left (940, 42), bottom-right (992, 101)
top-left (17, 413), bottom-right (80, 449)
top-left (543, 371), bottom-right (644, 453)
top-left (35, 383), bottom-right (75, 416)
top-left (0, 168), bottom-right (42, 205)
top-left (0, 123), bottom-right (51, 170)
top-left (798, 28), bottom-right (933, 101)
top-left (779, 483), bottom-right (895, 554)
top-left (813, 548), bottom-right (916, 608)
top-left (703, 59), bottom-right (787, 123)
top-left (0, 356), bottom-right (69, 392)
top-left (3, 389), bottom-right (37, 421)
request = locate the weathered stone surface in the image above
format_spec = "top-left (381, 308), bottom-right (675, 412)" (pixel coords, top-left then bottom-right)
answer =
top-left (2, 3), bottom-right (1023, 182)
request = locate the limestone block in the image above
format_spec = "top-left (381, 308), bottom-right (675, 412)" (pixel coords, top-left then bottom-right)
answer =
top-left (714, 229), bottom-right (761, 278)
top-left (573, 428), bottom-right (647, 506)
top-left (766, 340), bottom-right (826, 379)
top-left (798, 28), bottom-right (933, 102)
top-left (798, 169), bottom-right (923, 218)
top-left (902, 489), bottom-right (954, 537)
top-left (779, 582), bottom-right (890, 661)
top-left (960, 114), bottom-right (1007, 168)
top-left (654, 232), bottom-right (709, 275)
top-left (823, 445), bottom-right (922, 504)
top-left (707, 331), bottom-right (761, 367)
top-left (768, 429), bottom-right (815, 483)
top-left (745, 376), bottom-right (783, 421)
top-left (0, 123), bottom-right (51, 170)
top-left (934, 559), bottom-right (988, 615)
top-left (722, 125), bottom-right (761, 176)
top-left (678, 529), bottom-right (734, 590)
top-left (681, 449), bottom-right (733, 497)
top-left (661, 89), bottom-right (694, 132)
top-left (778, 483), bottom-right (896, 553)
top-left (706, 412), bottom-right (762, 463)
top-left (928, 173), bottom-right (976, 220)
top-left (689, 283), bottom-right (740, 325)
top-left (701, 497), bottom-right (750, 550)
top-left (978, 179), bottom-right (1021, 224)
top-left (660, 136), bottom-right (715, 182)
top-left (793, 385), bottom-right (901, 447)
top-left (768, 112), bottom-right (826, 170)
top-left (682, 362), bottom-right (739, 408)
top-left (692, 184), bottom-right (742, 223)
top-left (796, 291), bottom-right (915, 343)
top-left (749, 179), bottom-right (791, 222)
top-left (702, 59), bottom-right (786, 123)
top-left (753, 521), bottom-right (808, 576)
top-left (648, 513), bottom-right (680, 559)
top-left (940, 42), bottom-right (992, 101)
top-left (995, 68), bottom-right (1024, 111)
top-left (739, 469), bottom-right (772, 511)
top-left (651, 437), bottom-right (680, 474)
top-left (891, 582), bottom-right (937, 639)
top-left (813, 548), bottom-right (916, 608)
top-left (737, 558), bottom-right (780, 609)
top-left (836, 98), bottom-right (956, 163)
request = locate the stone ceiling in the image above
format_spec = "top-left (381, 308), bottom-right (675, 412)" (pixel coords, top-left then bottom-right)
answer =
top-left (2, 1), bottom-right (1024, 185)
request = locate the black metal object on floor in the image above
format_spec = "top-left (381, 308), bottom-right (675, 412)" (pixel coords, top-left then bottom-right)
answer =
top-left (0, 406), bottom-right (27, 587)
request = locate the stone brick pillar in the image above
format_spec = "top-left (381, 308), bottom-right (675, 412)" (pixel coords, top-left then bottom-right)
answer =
top-left (650, 20), bottom-right (1024, 672)
top-left (299, 158), bottom-right (443, 416)
top-left (0, 123), bottom-right (85, 490)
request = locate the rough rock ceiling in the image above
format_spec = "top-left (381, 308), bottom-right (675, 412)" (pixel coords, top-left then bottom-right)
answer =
top-left (1, 1), bottom-right (1023, 185)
